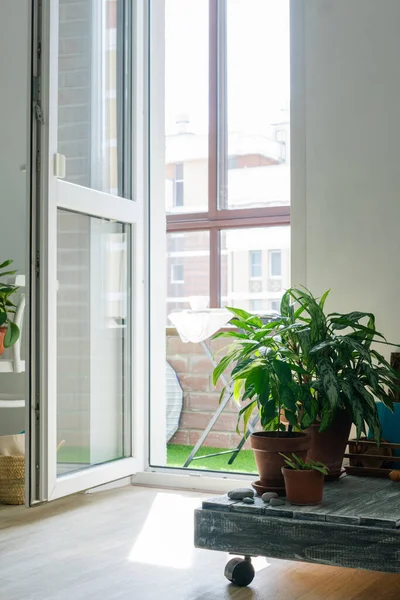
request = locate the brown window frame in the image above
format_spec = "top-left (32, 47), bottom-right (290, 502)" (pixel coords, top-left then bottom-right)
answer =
top-left (166, 0), bottom-right (290, 307)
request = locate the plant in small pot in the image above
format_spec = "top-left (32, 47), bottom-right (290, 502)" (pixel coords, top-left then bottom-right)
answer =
top-left (280, 287), bottom-right (400, 478)
top-left (280, 453), bottom-right (328, 505)
top-left (212, 308), bottom-right (312, 495)
top-left (0, 260), bottom-right (20, 355)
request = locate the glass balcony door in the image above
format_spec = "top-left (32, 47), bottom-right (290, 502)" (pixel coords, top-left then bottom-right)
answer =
top-left (34, 0), bottom-right (145, 502)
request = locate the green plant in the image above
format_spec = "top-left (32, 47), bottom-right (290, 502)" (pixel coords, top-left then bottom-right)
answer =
top-left (212, 287), bottom-right (400, 442)
top-left (212, 307), bottom-right (310, 434)
top-left (0, 260), bottom-right (20, 347)
top-left (280, 452), bottom-right (329, 475)
top-left (279, 287), bottom-right (400, 441)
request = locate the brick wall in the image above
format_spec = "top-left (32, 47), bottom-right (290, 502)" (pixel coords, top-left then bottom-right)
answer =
top-left (58, 0), bottom-right (93, 187)
top-left (167, 328), bottom-right (254, 449)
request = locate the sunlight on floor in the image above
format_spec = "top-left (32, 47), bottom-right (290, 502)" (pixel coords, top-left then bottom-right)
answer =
top-left (129, 492), bottom-right (201, 569)
top-left (128, 491), bottom-right (272, 575)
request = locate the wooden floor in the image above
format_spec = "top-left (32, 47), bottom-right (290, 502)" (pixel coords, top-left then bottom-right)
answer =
top-left (0, 485), bottom-right (399, 600)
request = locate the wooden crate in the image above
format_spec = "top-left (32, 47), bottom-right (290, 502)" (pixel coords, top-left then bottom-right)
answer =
top-left (344, 438), bottom-right (400, 478)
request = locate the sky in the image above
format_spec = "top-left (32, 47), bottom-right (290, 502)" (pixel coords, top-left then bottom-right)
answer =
top-left (165, 0), bottom-right (290, 136)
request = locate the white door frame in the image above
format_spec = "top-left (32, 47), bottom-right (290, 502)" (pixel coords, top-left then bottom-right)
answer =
top-left (32, 0), bottom-right (147, 503)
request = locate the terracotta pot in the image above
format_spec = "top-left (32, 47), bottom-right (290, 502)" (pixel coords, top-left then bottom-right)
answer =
top-left (250, 432), bottom-right (311, 489)
top-left (282, 467), bottom-right (325, 505)
top-left (0, 326), bottom-right (7, 356)
top-left (305, 410), bottom-right (352, 480)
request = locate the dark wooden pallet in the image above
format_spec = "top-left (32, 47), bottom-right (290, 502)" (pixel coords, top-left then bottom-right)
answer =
top-left (195, 476), bottom-right (400, 575)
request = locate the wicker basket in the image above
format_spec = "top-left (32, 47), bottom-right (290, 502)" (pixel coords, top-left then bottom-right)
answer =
top-left (0, 455), bottom-right (25, 505)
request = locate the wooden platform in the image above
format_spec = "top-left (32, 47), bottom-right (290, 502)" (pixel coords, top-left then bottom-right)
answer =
top-left (195, 476), bottom-right (400, 575)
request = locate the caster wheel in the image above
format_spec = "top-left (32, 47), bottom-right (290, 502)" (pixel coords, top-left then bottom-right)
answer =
top-left (224, 557), bottom-right (255, 587)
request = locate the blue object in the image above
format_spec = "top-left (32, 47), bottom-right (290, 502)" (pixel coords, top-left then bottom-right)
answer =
top-left (374, 402), bottom-right (400, 468)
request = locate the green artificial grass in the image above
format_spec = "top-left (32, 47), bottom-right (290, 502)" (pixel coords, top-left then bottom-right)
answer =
top-left (58, 443), bottom-right (257, 474)
top-left (167, 443), bottom-right (257, 473)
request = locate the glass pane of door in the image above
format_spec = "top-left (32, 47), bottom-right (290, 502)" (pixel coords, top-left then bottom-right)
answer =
top-left (57, 210), bottom-right (131, 475)
top-left (58, 0), bottom-right (129, 196)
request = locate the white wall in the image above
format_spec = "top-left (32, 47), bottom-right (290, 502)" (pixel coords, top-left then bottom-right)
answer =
top-left (292, 0), bottom-right (400, 353)
top-left (0, 0), bottom-right (30, 435)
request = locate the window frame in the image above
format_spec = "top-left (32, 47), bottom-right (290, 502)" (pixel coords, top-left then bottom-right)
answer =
top-left (166, 0), bottom-right (290, 307)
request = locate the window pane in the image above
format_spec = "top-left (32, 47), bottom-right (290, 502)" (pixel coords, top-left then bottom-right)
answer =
top-left (57, 210), bottom-right (131, 475)
top-left (220, 226), bottom-right (290, 311)
top-left (269, 250), bottom-right (282, 277)
top-left (222, 0), bottom-right (290, 209)
top-left (165, 0), bottom-right (209, 214)
top-left (58, 0), bottom-right (129, 196)
top-left (250, 250), bottom-right (262, 278)
top-left (166, 231), bottom-right (210, 318)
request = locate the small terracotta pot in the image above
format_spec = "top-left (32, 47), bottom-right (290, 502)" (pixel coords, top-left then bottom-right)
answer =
top-left (305, 410), bottom-right (352, 480)
top-left (282, 467), bottom-right (325, 505)
top-left (0, 326), bottom-right (7, 356)
top-left (250, 432), bottom-right (311, 489)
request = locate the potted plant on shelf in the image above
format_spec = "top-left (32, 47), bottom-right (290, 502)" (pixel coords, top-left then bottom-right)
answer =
top-left (0, 260), bottom-right (20, 354)
top-left (213, 287), bottom-right (400, 485)
top-left (212, 308), bottom-right (311, 494)
top-left (280, 453), bottom-right (328, 505)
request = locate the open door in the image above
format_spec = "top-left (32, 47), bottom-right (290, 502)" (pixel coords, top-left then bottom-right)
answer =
top-left (32, 0), bottom-right (146, 502)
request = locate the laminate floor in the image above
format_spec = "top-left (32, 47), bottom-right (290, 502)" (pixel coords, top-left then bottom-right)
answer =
top-left (0, 485), bottom-right (399, 600)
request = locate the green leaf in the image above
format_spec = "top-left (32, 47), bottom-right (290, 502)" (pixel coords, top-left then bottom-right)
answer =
top-left (319, 289), bottom-right (330, 310)
top-left (0, 259), bottom-right (13, 269)
top-left (236, 400), bottom-right (257, 434)
top-left (212, 353), bottom-right (236, 386)
top-left (233, 379), bottom-right (244, 403)
top-left (279, 385), bottom-right (297, 412)
top-left (4, 322), bottom-right (19, 348)
top-left (280, 290), bottom-right (291, 318)
top-left (226, 307), bottom-right (253, 320)
top-left (260, 399), bottom-right (278, 428)
top-left (317, 358), bottom-right (340, 413)
top-left (272, 359), bottom-right (292, 385)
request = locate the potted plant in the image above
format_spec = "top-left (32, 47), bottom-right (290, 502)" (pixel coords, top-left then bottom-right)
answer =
top-left (212, 308), bottom-right (311, 494)
top-left (279, 287), bottom-right (400, 477)
top-left (213, 288), bottom-right (400, 484)
top-left (280, 453), bottom-right (328, 505)
top-left (0, 259), bottom-right (20, 354)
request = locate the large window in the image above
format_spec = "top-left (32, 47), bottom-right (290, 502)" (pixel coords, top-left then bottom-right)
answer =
top-left (165, 0), bottom-right (290, 312)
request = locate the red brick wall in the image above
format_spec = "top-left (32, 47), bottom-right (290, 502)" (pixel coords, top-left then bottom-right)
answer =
top-left (166, 328), bottom-right (254, 449)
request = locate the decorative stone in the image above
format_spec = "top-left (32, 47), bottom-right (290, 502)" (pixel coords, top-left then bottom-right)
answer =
top-left (242, 497), bottom-right (255, 504)
top-left (269, 498), bottom-right (285, 507)
top-left (261, 492), bottom-right (279, 503)
top-left (228, 488), bottom-right (255, 500)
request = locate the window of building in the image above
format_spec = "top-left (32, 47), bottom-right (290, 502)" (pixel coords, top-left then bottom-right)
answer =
top-left (269, 250), bottom-right (282, 278)
top-left (250, 299), bottom-right (264, 312)
top-left (269, 299), bottom-right (281, 313)
top-left (250, 250), bottom-right (262, 279)
top-left (173, 163), bottom-right (184, 207)
top-left (171, 264), bottom-right (184, 283)
top-left (165, 0), bottom-right (290, 309)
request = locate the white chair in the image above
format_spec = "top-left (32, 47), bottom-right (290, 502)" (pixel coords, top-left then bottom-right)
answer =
top-left (0, 289), bottom-right (26, 408)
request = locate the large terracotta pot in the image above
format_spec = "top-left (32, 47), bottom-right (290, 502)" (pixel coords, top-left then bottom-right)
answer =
top-left (0, 326), bottom-right (7, 356)
top-left (250, 431), bottom-right (311, 490)
top-left (305, 410), bottom-right (352, 480)
top-left (281, 467), bottom-right (325, 505)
